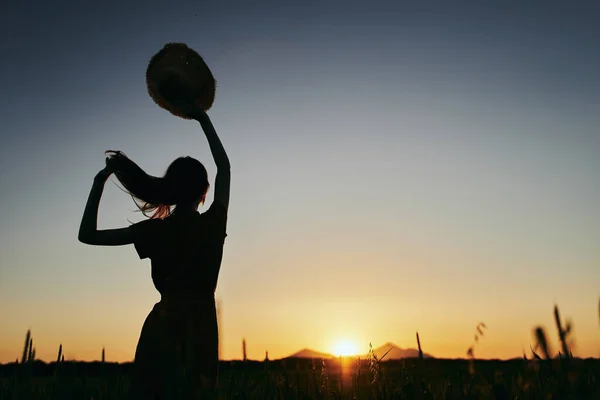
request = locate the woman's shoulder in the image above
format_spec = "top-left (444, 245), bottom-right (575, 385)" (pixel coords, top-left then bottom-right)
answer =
top-left (198, 201), bottom-right (228, 239)
top-left (201, 201), bottom-right (227, 218)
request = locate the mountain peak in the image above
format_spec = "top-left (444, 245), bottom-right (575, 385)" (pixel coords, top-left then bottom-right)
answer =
top-left (376, 342), bottom-right (401, 350)
top-left (285, 348), bottom-right (334, 359)
top-left (366, 343), bottom-right (433, 360)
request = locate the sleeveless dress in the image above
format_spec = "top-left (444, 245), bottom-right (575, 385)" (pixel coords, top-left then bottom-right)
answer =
top-left (129, 201), bottom-right (227, 399)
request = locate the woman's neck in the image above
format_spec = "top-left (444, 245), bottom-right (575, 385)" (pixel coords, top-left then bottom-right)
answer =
top-left (172, 205), bottom-right (198, 216)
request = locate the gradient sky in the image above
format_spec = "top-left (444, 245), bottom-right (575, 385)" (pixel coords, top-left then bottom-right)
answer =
top-left (1, 1), bottom-right (599, 363)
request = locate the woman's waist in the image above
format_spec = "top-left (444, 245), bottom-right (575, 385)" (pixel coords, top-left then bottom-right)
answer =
top-left (160, 290), bottom-right (215, 304)
top-left (155, 294), bottom-right (216, 322)
top-left (153, 269), bottom-right (218, 294)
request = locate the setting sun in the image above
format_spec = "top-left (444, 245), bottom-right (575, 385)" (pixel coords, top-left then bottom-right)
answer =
top-left (332, 340), bottom-right (359, 357)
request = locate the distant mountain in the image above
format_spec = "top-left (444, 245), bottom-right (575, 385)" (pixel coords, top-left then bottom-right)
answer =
top-left (363, 342), bottom-right (434, 360)
top-left (284, 348), bottom-right (335, 359)
top-left (282, 343), bottom-right (434, 361)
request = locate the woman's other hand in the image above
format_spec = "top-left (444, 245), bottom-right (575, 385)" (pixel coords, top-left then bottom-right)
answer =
top-left (93, 158), bottom-right (115, 185)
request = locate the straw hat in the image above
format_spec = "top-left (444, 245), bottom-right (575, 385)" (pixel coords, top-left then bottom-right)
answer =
top-left (146, 43), bottom-right (216, 118)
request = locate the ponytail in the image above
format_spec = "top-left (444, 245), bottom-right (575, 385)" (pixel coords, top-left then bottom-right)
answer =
top-left (106, 151), bottom-right (175, 219)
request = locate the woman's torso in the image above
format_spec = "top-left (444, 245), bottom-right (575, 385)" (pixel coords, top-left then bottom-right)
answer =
top-left (132, 202), bottom-right (228, 297)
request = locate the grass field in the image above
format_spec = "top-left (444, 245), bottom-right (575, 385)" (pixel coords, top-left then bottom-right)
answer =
top-left (1, 302), bottom-right (598, 399)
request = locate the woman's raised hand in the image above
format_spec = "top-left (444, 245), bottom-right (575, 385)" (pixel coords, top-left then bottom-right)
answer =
top-left (93, 156), bottom-right (116, 185)
top-left (179, 99), bottom-right (207, 121)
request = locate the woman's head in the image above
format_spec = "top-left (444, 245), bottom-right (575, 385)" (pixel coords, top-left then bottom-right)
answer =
top-left (106, 151), bottom-right (209, 219)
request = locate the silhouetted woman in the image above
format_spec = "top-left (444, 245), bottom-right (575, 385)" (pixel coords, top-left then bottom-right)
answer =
top-left (78, 103), bottom-right (230, 399)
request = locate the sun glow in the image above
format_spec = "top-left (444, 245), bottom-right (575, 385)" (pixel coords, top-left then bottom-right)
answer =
top-left (332, 339), bottom-right (359, 357)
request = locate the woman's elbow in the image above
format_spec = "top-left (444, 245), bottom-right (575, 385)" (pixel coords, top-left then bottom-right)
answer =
top-left (218, 164), bottom-right (231, 176)
top-left (78, 231), bottom-right (93, 244)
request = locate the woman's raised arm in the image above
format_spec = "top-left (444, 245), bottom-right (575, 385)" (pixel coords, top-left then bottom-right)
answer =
top-left (193, 110), bottom-right (231, 210)
top-left (78, 161), bottom-right (134, 246)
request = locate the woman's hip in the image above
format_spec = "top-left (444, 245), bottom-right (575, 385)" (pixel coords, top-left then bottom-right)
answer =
top-left (134, 296), bottom-right (219, 363)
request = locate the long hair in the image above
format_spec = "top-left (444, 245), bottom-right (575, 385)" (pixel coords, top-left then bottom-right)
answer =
top-left (106, 151), bottom-right (210, 219)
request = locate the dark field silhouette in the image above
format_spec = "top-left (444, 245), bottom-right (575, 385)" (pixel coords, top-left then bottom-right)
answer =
top-left (3, 355), bottom-right (600, 399)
